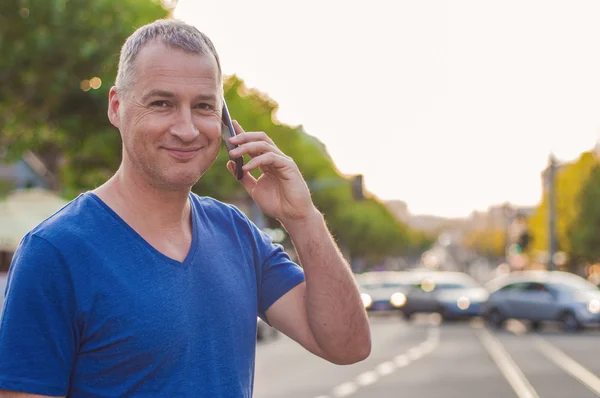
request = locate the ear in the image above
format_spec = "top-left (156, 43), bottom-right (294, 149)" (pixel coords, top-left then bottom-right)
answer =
top-left (108, 86), bottom-right (121, 129)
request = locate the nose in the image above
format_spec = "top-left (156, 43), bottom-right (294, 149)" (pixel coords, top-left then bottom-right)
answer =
top-left (170, 108), bottom-right (199, 142)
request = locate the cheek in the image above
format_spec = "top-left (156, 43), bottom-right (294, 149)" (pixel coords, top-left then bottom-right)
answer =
top-left (197, 117), bottom-right (223, 142)
top-left (125, 112), bottom-right (169, 145)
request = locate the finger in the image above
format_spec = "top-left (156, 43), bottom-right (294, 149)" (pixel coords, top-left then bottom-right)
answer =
top-left (229, 140), bottom-right (286, 159)
top-left (231, 120), bottom-right (246, 135)
top-left (229, 129), bottom-right (276, 147)
top-left (242, 152), bottom-right (295, 176)
top-left (227, 160), bottom-right (257, 192)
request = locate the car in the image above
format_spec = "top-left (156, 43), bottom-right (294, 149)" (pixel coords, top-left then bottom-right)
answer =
top-left (400, 271), bottom-right (489, 321)
top-left (356, 271), bottom-right (412, 313)
top-left (482, 270), bottom-right (600, 332)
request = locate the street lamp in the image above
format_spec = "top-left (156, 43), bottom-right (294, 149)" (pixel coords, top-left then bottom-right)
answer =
top-left (545, 154), bottom-right (558, 270)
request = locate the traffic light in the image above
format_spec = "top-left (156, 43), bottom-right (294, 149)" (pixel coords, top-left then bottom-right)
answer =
top-left (508, 244), bottom-right (522, 256)
top-left (351, 174), bottom-right (364, 200)
top-left (517, 231), bottom-right (531, 252)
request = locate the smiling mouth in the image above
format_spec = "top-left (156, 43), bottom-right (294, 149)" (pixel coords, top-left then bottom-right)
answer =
top-left (164, 148), bottom-right (201, 160)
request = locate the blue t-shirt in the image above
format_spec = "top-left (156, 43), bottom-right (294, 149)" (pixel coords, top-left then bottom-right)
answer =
top-left (0, 192), bottom-right (304, 397)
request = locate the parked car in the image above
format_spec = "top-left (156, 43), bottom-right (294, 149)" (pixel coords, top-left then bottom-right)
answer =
top-left (482, 270), bottom-right (600, 332)
top-left (356, 271), bottom-right (413, 313)
top-left (401, 271), bottom-right (489, 321)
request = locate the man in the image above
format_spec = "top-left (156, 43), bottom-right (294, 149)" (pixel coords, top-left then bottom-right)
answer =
top-left (0, 19), bottom-right (370, 397)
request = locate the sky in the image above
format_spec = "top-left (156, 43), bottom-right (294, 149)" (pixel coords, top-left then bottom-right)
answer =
top-left (174, 0), bottom-right (600, 218)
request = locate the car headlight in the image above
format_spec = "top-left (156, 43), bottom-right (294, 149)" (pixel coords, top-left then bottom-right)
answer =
top-left (390, 292), bottom-right (407, 307)
top-left (457, 296), bottom-right (471, 310)
top-left (587, 299), bottom-right (600, 314)
top-left (361, 293), bottom-right (373, 308)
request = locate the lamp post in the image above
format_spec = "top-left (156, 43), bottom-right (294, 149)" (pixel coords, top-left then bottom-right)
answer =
top-left (546, 154), bottom-right (558, 271)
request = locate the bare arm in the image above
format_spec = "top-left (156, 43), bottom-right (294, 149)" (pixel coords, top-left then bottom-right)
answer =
top-left (266, 209), bottom-right (371, 365)
top-left (226, 124), bottom-right (371, 364)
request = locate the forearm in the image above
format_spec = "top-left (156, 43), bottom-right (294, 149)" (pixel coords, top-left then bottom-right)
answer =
top-left (282, 209), bottom-right (371, 364)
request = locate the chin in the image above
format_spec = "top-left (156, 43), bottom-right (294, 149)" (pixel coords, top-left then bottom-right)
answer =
top-left (155, 171), bottom-right (203, 191)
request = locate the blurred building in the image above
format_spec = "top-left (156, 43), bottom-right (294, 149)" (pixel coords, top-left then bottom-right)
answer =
top-left (0, 188), bottom-right (68, 271)
top-left (0, 151), bottom-right (60, 270)
top-left (0, 150), bottom-right (55, 194)
top-left (385, 200), bottom-right (410, 224)
top-left (384, 200), bottom-right (470, 235)
top-left (468, 203), bottom-right (535, 232)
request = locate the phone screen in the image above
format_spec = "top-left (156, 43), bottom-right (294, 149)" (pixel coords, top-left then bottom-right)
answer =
top-left (221, 100), bottom-right (244, 180)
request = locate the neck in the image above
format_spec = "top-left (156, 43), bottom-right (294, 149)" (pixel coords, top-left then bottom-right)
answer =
top-left (97, 164), bottom-right (192, 230)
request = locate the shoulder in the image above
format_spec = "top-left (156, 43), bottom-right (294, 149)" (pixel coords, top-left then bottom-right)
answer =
top-left (8, 192), bottom-right (110, 289)
top-left (189, 193), bottom-right (254, 227)
top-left (29, 193), bottom-right (101, 239)
top-left (189, 193), bottom-right (276, 250)
top-left (23, 192), bottom-right (109, 253)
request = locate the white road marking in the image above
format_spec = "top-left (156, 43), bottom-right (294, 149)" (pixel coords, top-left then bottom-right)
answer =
top-left (394, 354), bottom-right (410, 367)
top-left (332, 382), bottom-right (358, 397)
top-left (477, 327), bottom-right (539, 398)
top-left (535, 336), bottom-right (600, 396)
top-left (419, 339), bottom-right (436, 352)
top-left (407, 347), bottom-right (424, 360)
top-left (505, 320), bottom-right (528, 335)
top-left (323, 326), bottom-right (440, 397)
top-left (375, 361), bottom-right (396, 376)
top-left (428, 326), bottom-right (441, 340)
top-left (355, 371), bottom-right (379, 387)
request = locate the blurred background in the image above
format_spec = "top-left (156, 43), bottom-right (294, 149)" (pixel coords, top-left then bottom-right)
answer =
top-left (3, 0), bottom-right (600, 397)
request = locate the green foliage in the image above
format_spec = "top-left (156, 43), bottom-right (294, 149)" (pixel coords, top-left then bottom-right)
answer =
top-left (570, 164), bottom-right (600, 264)
top-left (0, 0), bottom-right (169, 196)
top-left (0, 179), bottom-right (15, 199)
top-left (528, 152), bottom-right (598, 263)
top-left (207, 76), bottom-right (412, 261)
top-left (463, 229), bottom-right (505, 258)
top-left (1, 0), bottom-right (422, 262)
top-left (408, 230), bottom-right (436, 254)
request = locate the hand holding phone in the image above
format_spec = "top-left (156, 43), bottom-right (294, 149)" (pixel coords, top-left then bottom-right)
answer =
top-left (221, 100), bottom-right (244, 180)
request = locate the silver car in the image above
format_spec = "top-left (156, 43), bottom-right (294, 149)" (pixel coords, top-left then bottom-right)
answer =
top-left (356, 271), bottom-right (412, 313)
top-left (482, 270), bottom-right (600, 332)
top-left (401, 271), bottom-right (489, 320)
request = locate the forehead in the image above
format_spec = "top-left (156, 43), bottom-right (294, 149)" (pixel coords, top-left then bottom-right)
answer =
top-left (132, 42), bottom-right (220, 96)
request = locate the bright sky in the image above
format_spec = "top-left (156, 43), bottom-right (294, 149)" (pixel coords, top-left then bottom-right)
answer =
top-left (174, 0), bottom-right (600, 218)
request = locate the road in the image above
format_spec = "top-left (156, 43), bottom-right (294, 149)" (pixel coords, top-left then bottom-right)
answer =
top-left (254, 314), bottom-right (600, 398)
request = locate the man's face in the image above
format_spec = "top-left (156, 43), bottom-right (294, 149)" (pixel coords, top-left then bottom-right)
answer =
top-left (108, 42), bottom-right (223, 191)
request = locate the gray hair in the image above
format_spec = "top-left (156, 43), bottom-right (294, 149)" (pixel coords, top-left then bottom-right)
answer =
top-left (115, 19), bottom-right (222, 93)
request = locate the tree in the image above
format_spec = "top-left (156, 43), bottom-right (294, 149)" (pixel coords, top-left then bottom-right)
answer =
top-left (528, 151), bottom-right (598, 268)
top-left (0, 0), bottom-right (169, 195)
top-left (569, 164), bottom-right (600, 264)
top-left (1, 2), bottom-right (426, 264)
top-left (210, 76), bottom-right (414, 263)
top-left (463, 229), bottom-right (505, 259)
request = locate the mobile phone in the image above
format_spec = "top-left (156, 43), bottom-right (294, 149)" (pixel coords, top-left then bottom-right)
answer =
top-left (221, 99), bottom-right (244, 180)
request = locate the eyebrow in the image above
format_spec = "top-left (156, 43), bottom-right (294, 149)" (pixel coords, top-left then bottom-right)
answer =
top-left (141, 89), bottom-right (218, 103)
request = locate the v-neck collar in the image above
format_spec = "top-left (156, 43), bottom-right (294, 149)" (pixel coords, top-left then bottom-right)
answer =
top-left (86, 191), bottom-right (199, 268)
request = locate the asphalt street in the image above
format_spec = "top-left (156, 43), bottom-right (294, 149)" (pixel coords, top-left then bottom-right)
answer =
top-left (254, 314), bottom-right (600, 398)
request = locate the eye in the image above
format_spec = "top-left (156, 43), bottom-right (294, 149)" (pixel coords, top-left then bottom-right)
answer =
top-left (150, 100), bottom-right (170, 108)
top-left (194, 103), bottom-right (214, 111)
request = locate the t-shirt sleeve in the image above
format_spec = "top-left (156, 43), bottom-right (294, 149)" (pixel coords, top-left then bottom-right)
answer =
top-left (253, 227), bottom-right (305, 321)
top-left (0, 234), bottom-right (78, 396)
top-left (221, 201), bottom-right (305, 322)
